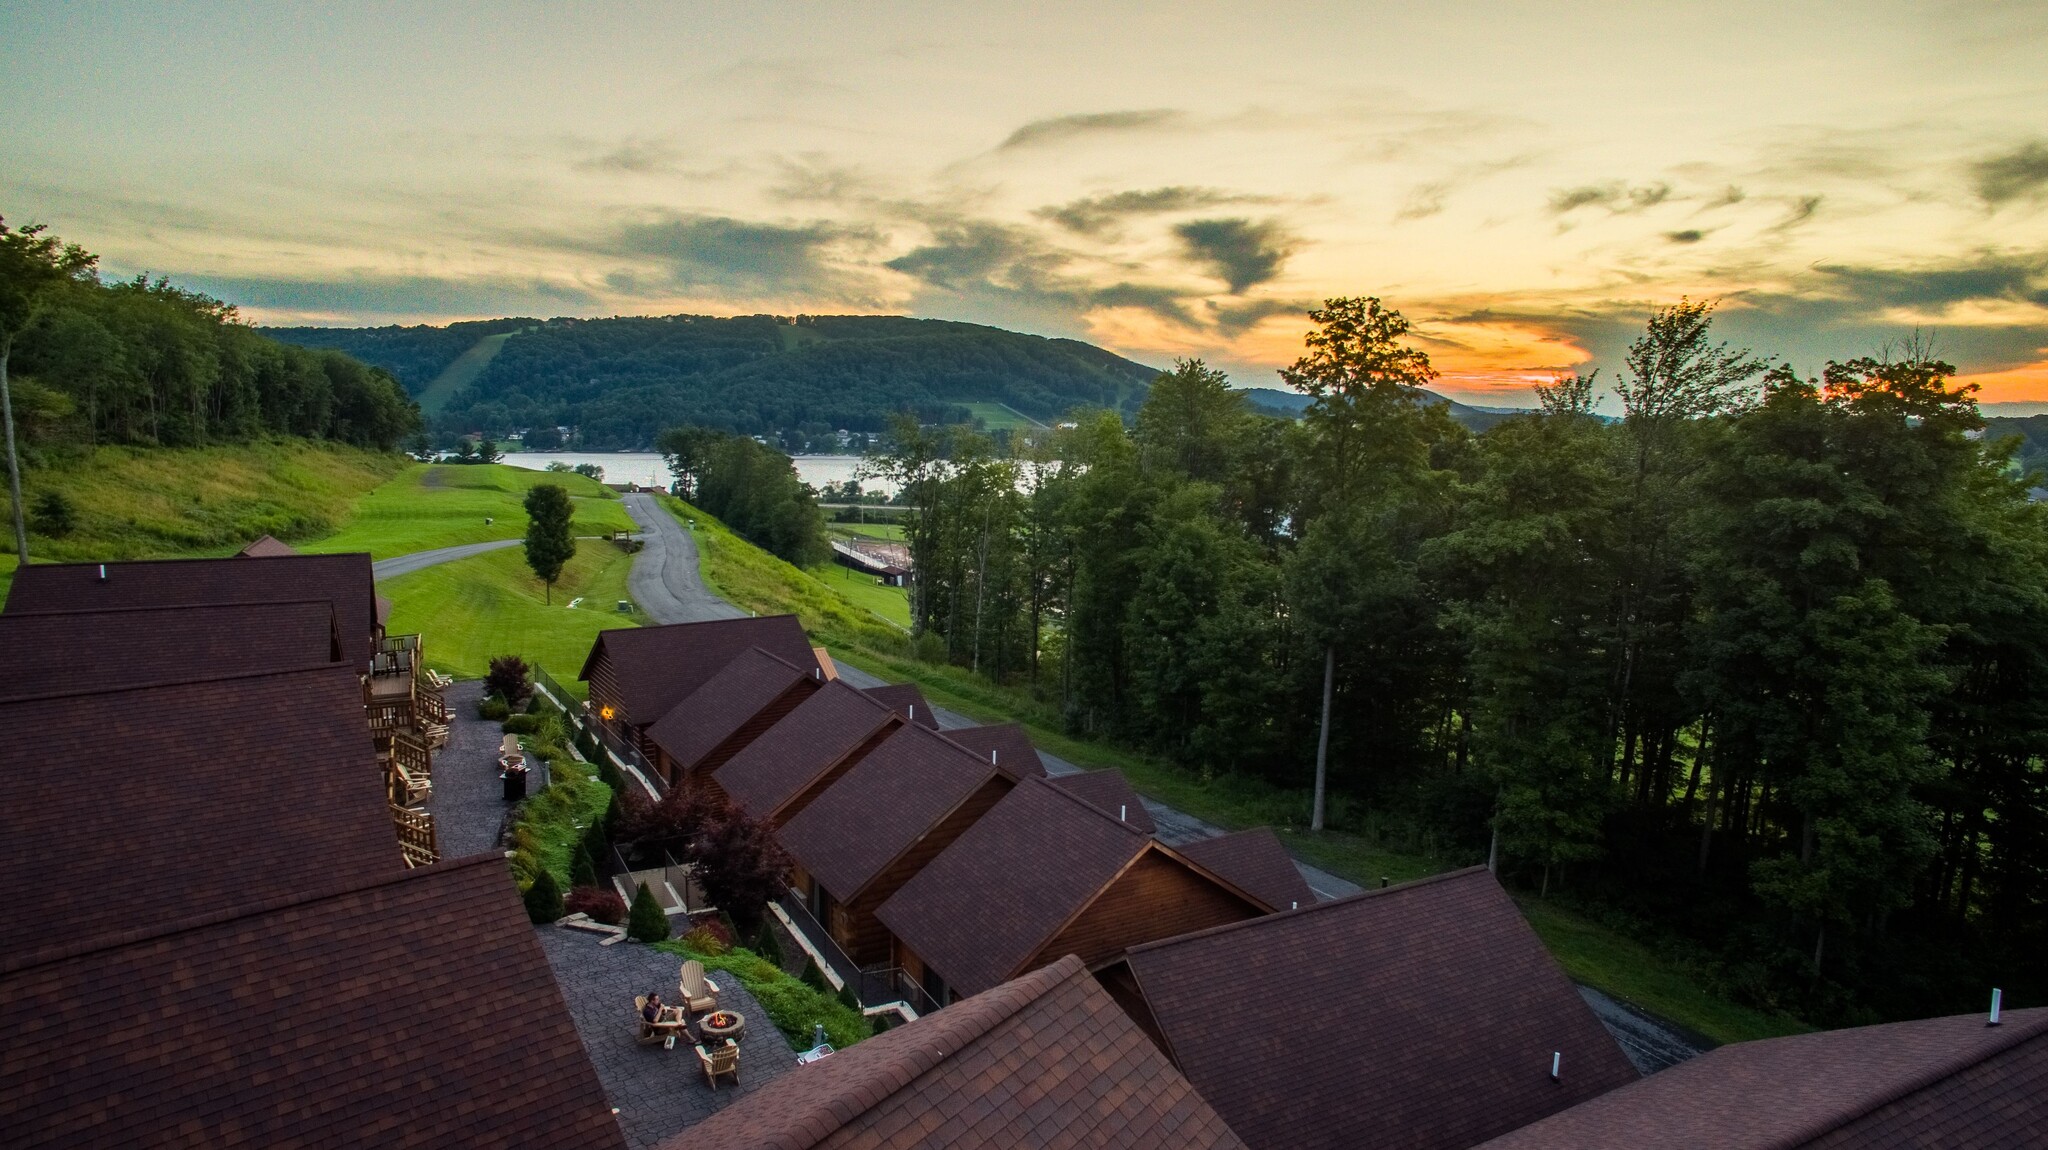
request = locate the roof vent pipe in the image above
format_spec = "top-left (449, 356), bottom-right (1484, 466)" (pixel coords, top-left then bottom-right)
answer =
top-left (97, 564), bottom-right (107, 582)
top-left (908, 704), bottom-right (914, 721)
top-left (1550, 1052), bottom-right (1561, 1081)
top-left (1990, 988), bottom-right (2004, 1026)
top-left (1290, 901), bottom-right (1298, 910)
top-left (1119, 804), bottom-right (1127, 822)
top-left (990, 749), bottom-right (997, 764)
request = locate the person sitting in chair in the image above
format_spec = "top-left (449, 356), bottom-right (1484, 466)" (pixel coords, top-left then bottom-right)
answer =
top-left (643, 991), bottom-right (685, 1027)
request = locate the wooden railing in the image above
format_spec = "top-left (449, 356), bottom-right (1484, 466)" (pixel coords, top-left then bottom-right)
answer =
top-left (418, 687), bottom-right (449, 725)
top-left (366, 699), bottom-right (410, 736)
top-left (392, 804), bottom-right (439, 868)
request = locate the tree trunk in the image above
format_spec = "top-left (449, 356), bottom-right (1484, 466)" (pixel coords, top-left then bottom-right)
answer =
top-left (1312, 644), bottom-right (1335, 832)
top-left (0, 339), bottom-right (27, 565)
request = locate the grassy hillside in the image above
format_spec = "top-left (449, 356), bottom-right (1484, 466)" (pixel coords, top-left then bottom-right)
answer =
top-left (0, 441), bottom-right (406, 601)
top-left (303, 463), bottom-right (635, 558)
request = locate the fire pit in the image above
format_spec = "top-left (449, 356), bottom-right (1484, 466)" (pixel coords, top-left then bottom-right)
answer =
top-left (698, 1010), bottom-right (745, 1043)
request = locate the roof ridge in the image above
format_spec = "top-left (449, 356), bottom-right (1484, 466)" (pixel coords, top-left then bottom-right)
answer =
top-left (0, 853), bottom-right (503, 979)
top-left (1127, 865), bottom-right (1491, 955)
top-left (16, 552), bottom-right (370, 569)
top-left (0, 660), bottom-right (356, 706)
top-left (1758, 1009), bottom-right (2048, 1148)
top-left (1031, 772), bottom-right (1150, 839)
top-left (751, 956), bottom-right (1086, 1148)
top-left (0, 597), bottom-right (337, 619)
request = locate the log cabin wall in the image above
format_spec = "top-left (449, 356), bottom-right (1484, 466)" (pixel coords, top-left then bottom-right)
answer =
top-left (1030, 848), bottom-right (1265, 974)
top-left (585, 650), bottom-right (627, 739)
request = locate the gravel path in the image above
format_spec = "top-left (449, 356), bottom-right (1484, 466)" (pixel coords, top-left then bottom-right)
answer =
top-left (537, 929), bottom-right (795, 1149)
top-left (371, 538), bottom-right (521, 581)
top-left (423, 680), bottom-right (537, 858)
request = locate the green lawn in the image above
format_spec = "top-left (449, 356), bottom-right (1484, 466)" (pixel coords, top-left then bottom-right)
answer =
top-left (379, 538), bottom-right (639, 689)
top-left (828, 522), bottom-right (906, 541)
top-left (810, 561), bottom-right (911, 628)
top-left (302, 463), bottom-right (636, 559)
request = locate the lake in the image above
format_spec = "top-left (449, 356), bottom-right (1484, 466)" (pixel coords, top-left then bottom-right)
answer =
top-left (498, 452), bottom-right (898, 498)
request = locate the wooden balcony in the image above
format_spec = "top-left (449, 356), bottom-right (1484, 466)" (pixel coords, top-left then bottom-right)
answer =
top-left (379, 733), bottom-right (433, 804)
top-left (392, 804), bottom-right (439, 868)
top-left (363, 632), bottom-right (448, 747)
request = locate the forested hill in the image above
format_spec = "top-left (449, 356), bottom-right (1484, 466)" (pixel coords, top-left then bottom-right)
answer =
top-left (268, 313), bottom-right (1162, 448)
top-left (1983, 414), bottom-right (2048, 480)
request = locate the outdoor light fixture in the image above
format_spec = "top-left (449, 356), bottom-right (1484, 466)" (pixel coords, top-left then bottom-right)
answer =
top-left (600, 705), bottom-right (615, 720)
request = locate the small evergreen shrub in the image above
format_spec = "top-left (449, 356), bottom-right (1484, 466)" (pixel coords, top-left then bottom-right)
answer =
top-left (523, 869), bottom-right (563, 924)
top-left (501, 714), bottom-right (543, 735)
top-left (485, 655), bottom-right (533, 707)
top-left (753, 922), bottom-right (784, 969)
top-left (31, 490), bottom-right (76, 537)
top-left (800, 956), bottom-right (830, 994)
top-left (478, 696), bottom-right (510, 721)
top-left (837, 981), bottom-right (860, 1012)
top-left (872, 1011), bottom-right (892, 1034)
top-left (570, 844), bottom-right (598, 888)
top-left (563, 886), bottom-right (626, 925)
top-left (627, 881), bottom-right (670, 943)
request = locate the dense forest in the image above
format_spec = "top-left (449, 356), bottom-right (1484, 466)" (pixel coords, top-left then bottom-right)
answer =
top-left (267, 318), bottom-right (530, 393)
top-left (0, 217), bottom-right (419, 457)
top-left (272, 313), bottom-right (1161, 448)
top-left (656, 425), bottom-right (830, 567)
top-left (873, 298), bottom-right (2048, 1029)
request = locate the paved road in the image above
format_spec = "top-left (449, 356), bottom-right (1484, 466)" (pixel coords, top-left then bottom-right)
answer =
top-left (621, 493), bottom-right (745, 623)
top-left (371, 538), bottom-right (520, 580)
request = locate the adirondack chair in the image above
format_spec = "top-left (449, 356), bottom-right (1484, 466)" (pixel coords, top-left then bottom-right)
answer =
top-left (634, 995), bottom-right (687, 1048)
top-left (695, 1038), bottom-right (740, 1089)
top-left (678, 960), bottom-right (722, 1013)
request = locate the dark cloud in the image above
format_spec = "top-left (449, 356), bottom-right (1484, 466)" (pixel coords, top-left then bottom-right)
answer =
top-left (1174, 218), bottom-right (1297, 294)
top-left (1805, 253), bottom-right (2048, 311)
top-left (1973, 141), bottom-right (2048, 206)
top-left (1665, 229), bottom-right (1705, 244)
top-left (1704, 186), bottom-right (1747, 209)
top-left (1395, 182), bottom-right (1449, 221)
top-left (1038, 186), bottom-right (1258, 234)
top-left (190, 273), bottom-right (597, 318)
top-left (1207, 297), bottom-right (1306, 336)
top-left (1548, 181), bottom-right (1673, 215)
top-left (575, 140), bottom-right (679, 174)
top-left (1770, 195), bottom-right (1823, 231)
top-left (1091, 282), bottom-right (1199, 326)
top-left (885, 223), bottom-right (1043, 291)
top-left (605, 213), bottom-right (880, 296)
top-left (998, 109), bottom-right (1181, 150)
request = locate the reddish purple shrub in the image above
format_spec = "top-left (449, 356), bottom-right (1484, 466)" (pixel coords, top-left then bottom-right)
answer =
top-left (563, 886), bottom-right (626, 925)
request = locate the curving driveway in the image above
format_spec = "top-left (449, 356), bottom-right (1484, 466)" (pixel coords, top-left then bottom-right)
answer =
top-left (371, 538), bottom-right (521, 580)
top-left (620, 493), bottom-right (746, 623)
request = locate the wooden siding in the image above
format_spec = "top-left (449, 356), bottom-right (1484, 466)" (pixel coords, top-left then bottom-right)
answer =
top-left (832, 776), bottom-right (1015, 966)
top-left (1029, 847), bottom-right (1265, 977)
top-left (768, 718), bottom-right (902, 829)
top-left (585, 649), bottom-right (627, 733)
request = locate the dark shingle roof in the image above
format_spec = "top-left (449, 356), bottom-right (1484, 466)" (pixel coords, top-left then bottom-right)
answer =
top-left (0, 855), bottom-right (626, 1149)
top-left (1122, 867), bottom-right (1638, 1150)
top-left (1177, 829), bottom-right (1316, 911)
top-left (876, 776), bottom-right (1155, 996)
top-left (1477, 1006), bottom-right (2048, 1150)
top-left (779, 723), bottom-right (1003, 901)
top-left (941, 722), bottom-right (1045, 780)
top-left (1047, 768), bottom-right (1156, 832)
top-left (714, 679), bottom-right (898, 819)
top-left (861, 682), bottom-right (940, 728)
top-left (3, 553), bottom-right (380, 663)
top-left (0, 600), bottom-right (342, 699)
top-left (643, 646), bottom-right (816, 774)
top-left (578, 615), bottom-right (814, 723)
top-left (653, 954), bottom-right (1248, 1150)
top-left (0, 665), bottom-right (403, 965)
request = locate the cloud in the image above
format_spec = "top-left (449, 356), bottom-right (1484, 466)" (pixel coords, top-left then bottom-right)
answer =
top-left (603, 212), bottom-right (882, 296)
top-left (1770, 195), bottom-right (1823, 231)
top-left (574, 140), bottom-right (680, 174)
top-left (1038, 186), bottom-right (1260, 234)
top-left (998, 109), bottom-right (1182, 150)
top-left (1973, 141), bottom-right (2048, 206)
top-left (1395, 182), bottom-right (1449, 221)
top-left (885, 222), bottom-right (1045, 291)
top-left (1665, 229), bottom-right (1705, 244)
top-left (195, 273), bottom-right (598, 321)
top-left (1173, 218), bottom-right (1298, 293)
top-left (1547, 181), bottom-right (1673, 215)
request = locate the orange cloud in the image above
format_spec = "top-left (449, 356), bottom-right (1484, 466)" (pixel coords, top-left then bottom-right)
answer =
top-left (1957, 356), bottom-right (2048, 404)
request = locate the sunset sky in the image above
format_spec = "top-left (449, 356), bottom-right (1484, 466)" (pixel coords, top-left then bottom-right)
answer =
top-left (4, 1), bottom-right (2047, 405)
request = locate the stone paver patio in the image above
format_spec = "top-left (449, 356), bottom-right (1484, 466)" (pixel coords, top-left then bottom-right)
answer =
top-left (538, 927), bottom-right (796, 1149)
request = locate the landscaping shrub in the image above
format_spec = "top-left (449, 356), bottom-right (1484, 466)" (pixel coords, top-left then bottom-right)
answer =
top-left (752, 921), bottom-right (784, 969)
top-left (800, 956), bottom-right (829, 995)
top-left (564, 886), bottom-right (626, 925)
top-left (627, 881), bottom-right (670, 943)
top-left (837, 982), bottom-right (860, 1012)
top-left (501, 713), bottom-right (543, 735)
top-left (872, 1012), bottom-right (892, 1034)
top-left (523, 869), bottom-right (563, 924)
top-left (693, 806), bottom-right (792, 935)
top-left (658, 940), bottom-right (871, 1049)
top-left (692, 914), bottom-right (736, 949)
top-left (478, 696), bottom-right (510, 721)
top-left (678, 924), bottom-right (730, 956)
top-left (485, 655), bottom-right (533, 707)
top-left (570, 843), bottom-right (598, 888)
